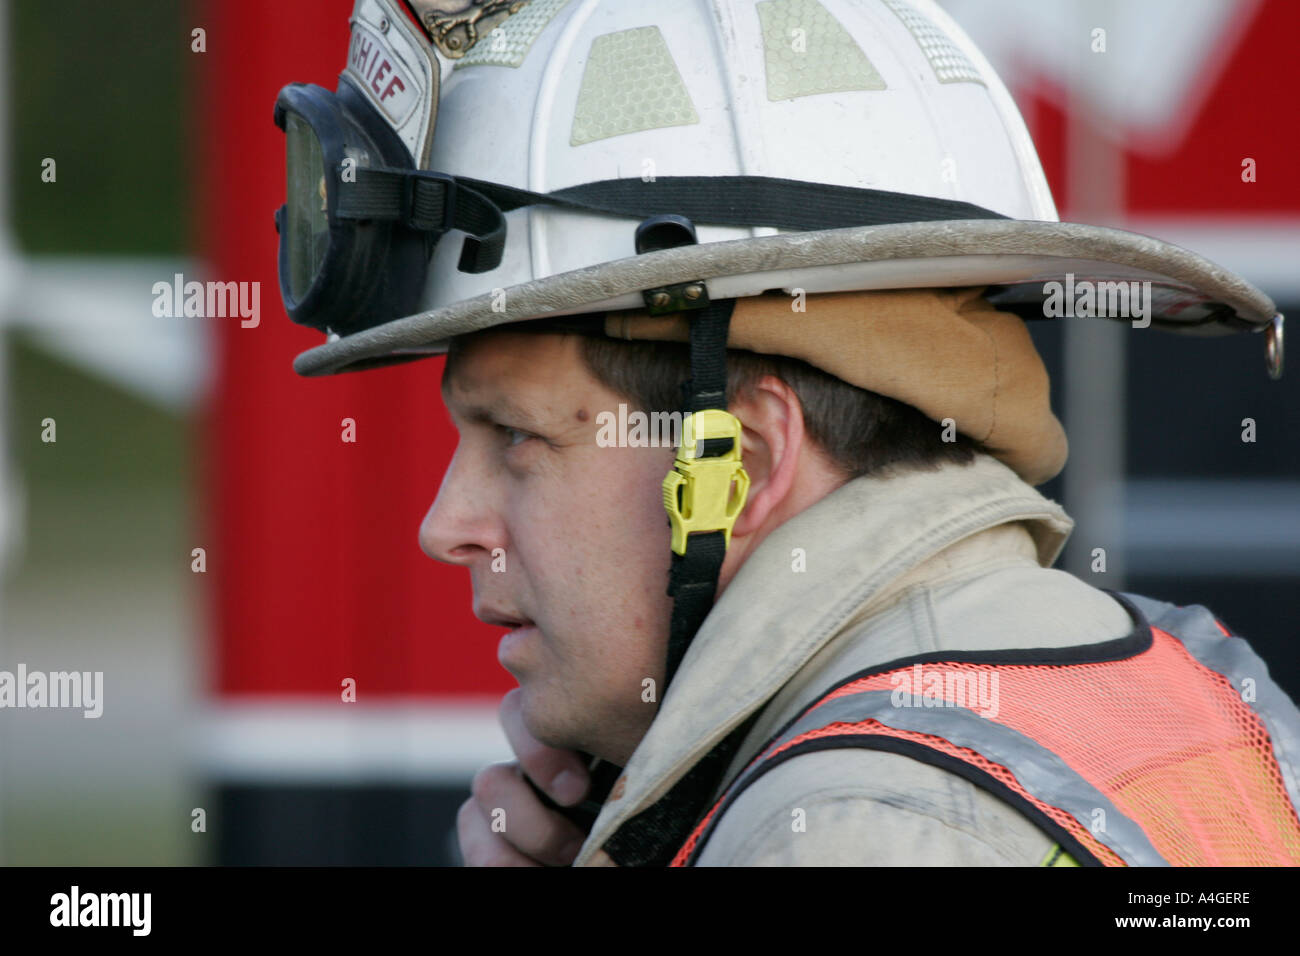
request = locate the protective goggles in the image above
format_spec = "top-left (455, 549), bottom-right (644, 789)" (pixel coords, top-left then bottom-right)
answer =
top-left (274, 64), bottom-right (540, 338)
top-left (272, 0), bottom-right (520, 338)
top-left (273, 75), bottom-right (435, 338)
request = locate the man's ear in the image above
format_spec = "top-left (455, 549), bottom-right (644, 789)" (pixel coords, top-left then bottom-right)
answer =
top-left (728, 376), bottom-right (806, 539)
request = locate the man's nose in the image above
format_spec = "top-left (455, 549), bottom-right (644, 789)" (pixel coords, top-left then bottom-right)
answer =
top-left (418, 449), bottom-right (505, 567)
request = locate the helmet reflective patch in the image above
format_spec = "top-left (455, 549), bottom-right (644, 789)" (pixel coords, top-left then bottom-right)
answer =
top-left (881, 0), bottom-right (984, 85)
top-left (454, 0), bottom-right (572, 70)
top-left (570, 26), bottom-right (700, 146)
top-left (757, 0), bottom-right (886, 101)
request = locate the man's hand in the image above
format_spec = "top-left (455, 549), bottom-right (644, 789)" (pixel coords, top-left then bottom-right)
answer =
top-left (457, 687), bottom-right (592, 866)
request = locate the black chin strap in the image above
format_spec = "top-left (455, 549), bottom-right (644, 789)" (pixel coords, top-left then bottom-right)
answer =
top-left (599, 297), bottom-right (767, 867)
top-left (662, 297), bottom-right (734, 688)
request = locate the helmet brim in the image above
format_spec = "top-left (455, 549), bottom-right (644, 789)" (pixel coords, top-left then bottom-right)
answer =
top-left (293, 218), bottom-right (1277, 377)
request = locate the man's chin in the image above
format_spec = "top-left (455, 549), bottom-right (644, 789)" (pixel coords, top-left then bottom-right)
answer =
top-left (516, 685), bottom-right (586, 753)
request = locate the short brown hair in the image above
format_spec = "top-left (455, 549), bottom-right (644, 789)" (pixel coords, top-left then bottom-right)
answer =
top-left (447, 317), bottom-right (989, 481)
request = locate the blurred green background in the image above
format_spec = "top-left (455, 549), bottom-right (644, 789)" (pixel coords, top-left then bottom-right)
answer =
top-left (1, 0), bottom-right (199, 864)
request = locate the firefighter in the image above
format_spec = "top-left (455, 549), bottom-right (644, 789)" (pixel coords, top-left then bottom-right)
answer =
top-left (275, 0), bottom-right (1297, 865)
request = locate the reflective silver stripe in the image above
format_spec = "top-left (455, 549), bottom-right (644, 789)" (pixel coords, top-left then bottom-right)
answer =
top-left (1121, 591), bottom-right (1300, 817)
top-left (734, 689), bottom-right (1168, 866)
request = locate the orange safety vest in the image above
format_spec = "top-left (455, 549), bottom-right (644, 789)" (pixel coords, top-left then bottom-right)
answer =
top-left (672, 591), bottom-right (1300, 866)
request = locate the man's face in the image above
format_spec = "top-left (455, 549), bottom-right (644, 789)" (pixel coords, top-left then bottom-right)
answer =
top-left (420, 331), bottom-right (676, 764)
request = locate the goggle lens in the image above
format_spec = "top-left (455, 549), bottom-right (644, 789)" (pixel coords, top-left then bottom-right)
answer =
top-left (285, 112), bottom-right (330, 303)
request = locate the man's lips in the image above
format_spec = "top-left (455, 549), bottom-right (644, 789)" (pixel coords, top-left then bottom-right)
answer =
top-left (474, 607), bottom-right (535, 630)
top-left (496, 621), bottom-right (538, 671)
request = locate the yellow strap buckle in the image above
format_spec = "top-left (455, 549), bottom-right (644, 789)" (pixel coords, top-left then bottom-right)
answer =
top-left (662, 409), bottom-right (750, 556)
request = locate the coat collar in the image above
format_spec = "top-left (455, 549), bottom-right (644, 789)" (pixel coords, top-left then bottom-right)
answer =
top-left (575, 453), bottom-right (1072, 865)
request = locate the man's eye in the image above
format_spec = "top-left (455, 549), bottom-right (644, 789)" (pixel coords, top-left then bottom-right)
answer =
top-left (500, 425), bottom-right (535, 447)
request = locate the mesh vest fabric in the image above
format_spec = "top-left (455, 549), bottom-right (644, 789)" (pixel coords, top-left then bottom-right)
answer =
top-left (673, 591), bottom-right (1300, 866)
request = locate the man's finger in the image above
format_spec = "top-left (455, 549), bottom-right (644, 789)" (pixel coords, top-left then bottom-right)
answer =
top-left (468, 761), bottom-right (588, 865)
top-left (456, 796), bottom-right (542, 867)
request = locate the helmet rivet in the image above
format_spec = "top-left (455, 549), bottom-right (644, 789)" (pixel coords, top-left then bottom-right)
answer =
top-left (378, 16), bottom-right (389, 33)
top-left (651, 291), bottom-right (672, 309)
top-left (684, 284), bottom-right (704, 300)
top-left (448, 35), bottom-right (462, 50)
top-left (1266, 313), bottom-right (1284, 380)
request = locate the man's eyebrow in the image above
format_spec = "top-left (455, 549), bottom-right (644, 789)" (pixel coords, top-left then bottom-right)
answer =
top-left (441, 382), bottom-right (552, 431)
